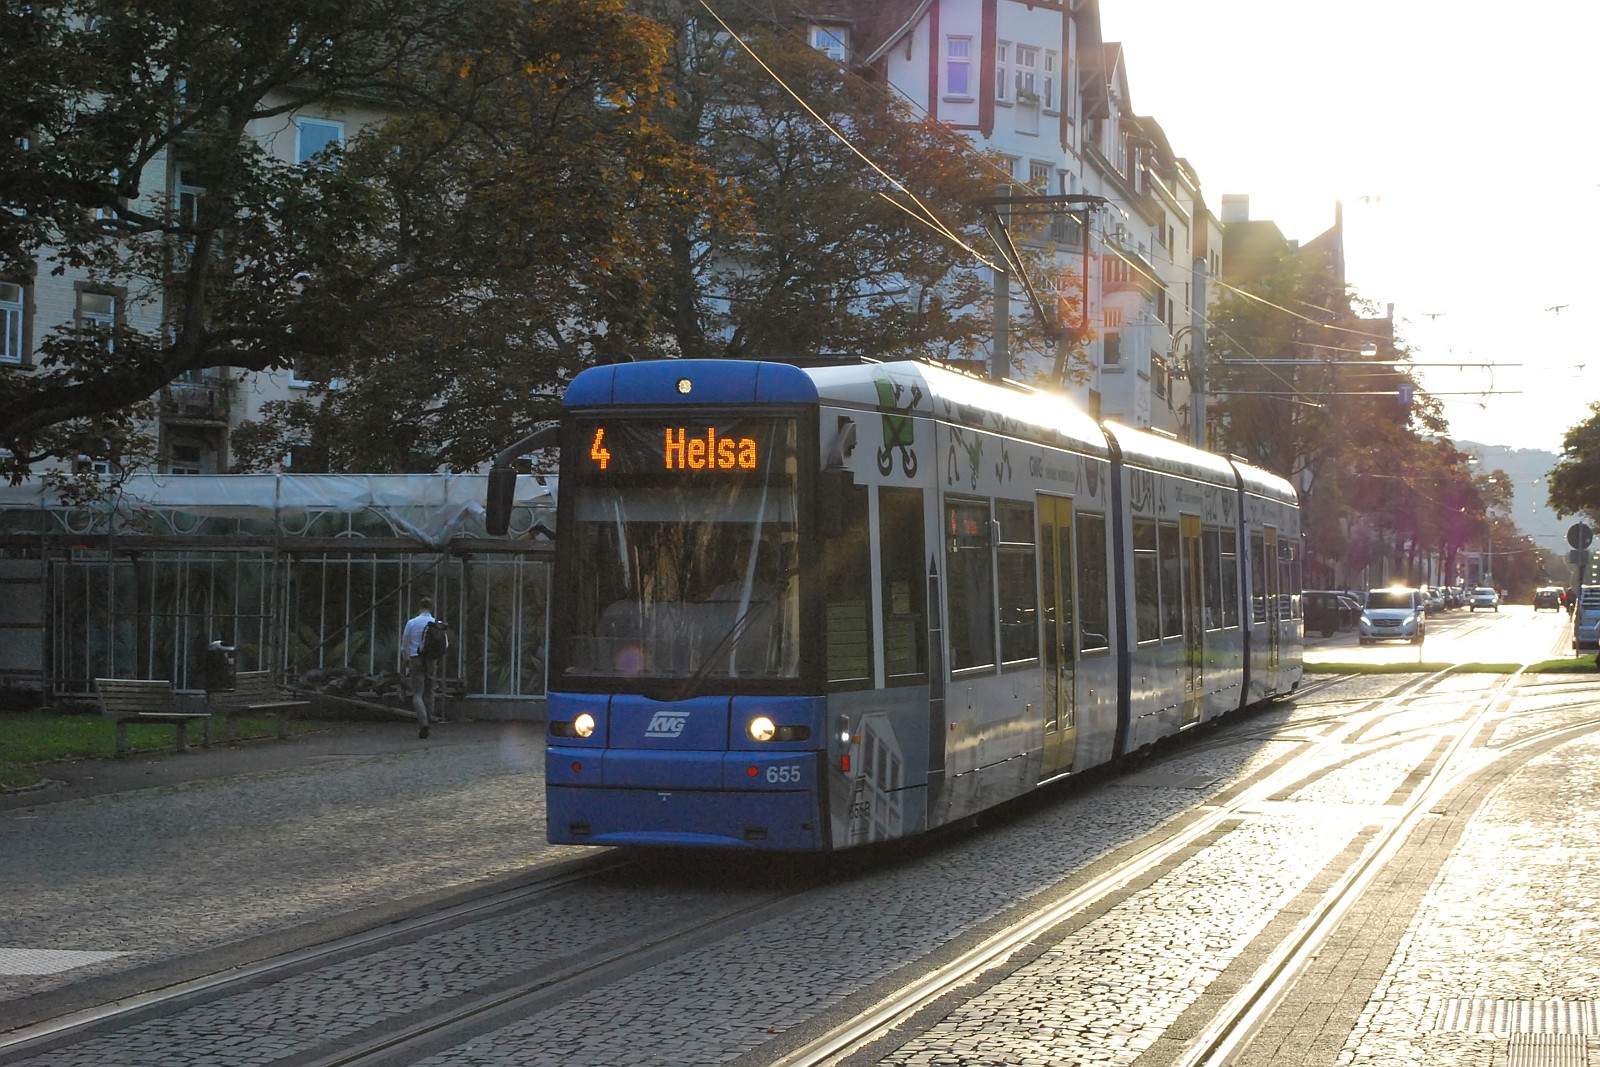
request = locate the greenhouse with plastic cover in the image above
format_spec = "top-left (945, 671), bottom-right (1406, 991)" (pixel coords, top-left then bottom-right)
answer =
top-left (0, 474), bottom-right (555, 717)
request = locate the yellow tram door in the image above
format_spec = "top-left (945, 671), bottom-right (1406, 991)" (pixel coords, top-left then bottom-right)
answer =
top-left (1180, 514), bottom-right (1204, 726)
top-left (1263, 526), bottom-right (1281, 670)
top-left (1038, 495), bottom-right (1078, 780)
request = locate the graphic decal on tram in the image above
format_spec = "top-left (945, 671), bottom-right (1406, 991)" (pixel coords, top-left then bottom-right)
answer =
top-left (521, 359), bottom-right (1302, 852)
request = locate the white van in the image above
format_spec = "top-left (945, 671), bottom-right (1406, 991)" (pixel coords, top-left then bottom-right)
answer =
top-left (1359, 586), bottom-right (1425, 645)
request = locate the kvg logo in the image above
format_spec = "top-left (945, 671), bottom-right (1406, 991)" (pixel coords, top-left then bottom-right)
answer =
top-left (645, 711), bottom-right (689, 738)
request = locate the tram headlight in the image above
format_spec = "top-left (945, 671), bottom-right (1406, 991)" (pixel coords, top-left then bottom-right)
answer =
top-left (551, 712), bottom-right (597, 739)
top-left (747, 715), bottom-right (811, 743)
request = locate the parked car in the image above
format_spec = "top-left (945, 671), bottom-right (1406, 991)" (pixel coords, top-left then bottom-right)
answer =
top-left (1360, 586), bottom-right (1425, 644)
top-left (1303, 590), bottom-right (1358, 637)
top-left (1469, 586), bottom-right (1500, 612)
top-left (1534, 587), bottom-right (1562, 611)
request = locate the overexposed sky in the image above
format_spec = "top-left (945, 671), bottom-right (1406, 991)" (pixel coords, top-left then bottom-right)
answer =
top-left (1099, 0), bottom-right (1600, 455)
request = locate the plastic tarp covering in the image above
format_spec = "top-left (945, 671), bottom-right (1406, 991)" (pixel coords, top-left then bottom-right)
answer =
top-left (0, 473), bottom-right (557, 546)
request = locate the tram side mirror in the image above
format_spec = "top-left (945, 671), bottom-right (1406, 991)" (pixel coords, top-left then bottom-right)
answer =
top-left (485, 465), bottom-right (517, 536)
top-left (817, 468), bottom-right (851, 538)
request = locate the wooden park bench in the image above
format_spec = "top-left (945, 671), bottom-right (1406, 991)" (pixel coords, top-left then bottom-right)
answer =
top-left (95, 678), bottom-right (213, 759)
top-left (208, 670), bottom-right (311, 742)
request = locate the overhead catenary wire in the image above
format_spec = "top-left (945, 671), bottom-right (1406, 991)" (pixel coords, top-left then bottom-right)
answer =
top-left (693, 0), bottom-right (1520, 413)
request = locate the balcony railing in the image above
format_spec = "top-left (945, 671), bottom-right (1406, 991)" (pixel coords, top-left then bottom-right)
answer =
top-left (160, 378), bottom-right (230, 424)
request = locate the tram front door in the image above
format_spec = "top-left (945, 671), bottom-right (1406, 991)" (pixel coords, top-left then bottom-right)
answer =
top-left (1038, 495), bottom-right (1078, 780)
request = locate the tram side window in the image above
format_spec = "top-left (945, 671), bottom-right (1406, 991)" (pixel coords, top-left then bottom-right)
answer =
top-left (1158, 520), bottom-right (1181, 638)
top-left (1218, 528), bottom-right (1239, 628)
top-left (996, 502), bottom-right (1038, 664)
top-left (1202, 527), bottom-right (1223, 631)
top-left (1279, 538), bottom-right (1298, 621)
top-left (1250, 531), bottom-right (1266, 624)
top-left (824, 481), bottom-right (873, 688)
top-left (1133, 519), bottom-right (1160, 642)
top-left (1076, 512), bottom-right (1110, 652)
top-left (880, 486), bottom-right (927, 683)
top-left (945, 498), bottom-right (996, 671)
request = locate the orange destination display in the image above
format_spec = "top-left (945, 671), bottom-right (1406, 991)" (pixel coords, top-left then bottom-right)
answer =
top-left (573, 418), bottom-right (788, 480)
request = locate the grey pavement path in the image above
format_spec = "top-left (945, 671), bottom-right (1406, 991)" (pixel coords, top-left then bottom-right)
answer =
top-left (7, 678), bottom-right (1600, 1067)
top-left (0, 715), bottom-right (588, 1027)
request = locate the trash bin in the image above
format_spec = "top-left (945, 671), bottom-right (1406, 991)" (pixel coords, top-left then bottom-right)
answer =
top-left (202, 639), bottom-right (237, 692)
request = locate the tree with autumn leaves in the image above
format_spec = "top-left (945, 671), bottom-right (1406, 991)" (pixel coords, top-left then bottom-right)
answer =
top-left (1204, 245), bottom-right (1507, 587)
top-left (2, 0), bottom-right (1029, 477)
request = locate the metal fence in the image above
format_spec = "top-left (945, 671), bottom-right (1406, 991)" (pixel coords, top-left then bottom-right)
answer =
top-left (1, 474), bottom-right (555, 712)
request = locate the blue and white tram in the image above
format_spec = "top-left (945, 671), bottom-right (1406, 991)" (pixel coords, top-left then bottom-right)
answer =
top-left (542, 359), bottom-right (1301, 851)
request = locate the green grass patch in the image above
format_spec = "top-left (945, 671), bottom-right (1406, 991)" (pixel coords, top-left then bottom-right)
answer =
top-left (1308, 662), bottom-right (1458, 675)
top-left (0, 711), bottom-right (322, 791)
top-left (1309, 658), bottom-right (1599, 677)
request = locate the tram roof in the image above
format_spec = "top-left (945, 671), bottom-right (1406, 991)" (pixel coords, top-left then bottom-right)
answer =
top-left (806, 361), bottom-right (1110, 457)
top-left (1101, 422), bottom-right (1238, 486)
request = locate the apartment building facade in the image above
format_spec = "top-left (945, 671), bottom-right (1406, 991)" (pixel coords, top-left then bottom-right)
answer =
top-left (819, 0), bottom-right (1225, 441)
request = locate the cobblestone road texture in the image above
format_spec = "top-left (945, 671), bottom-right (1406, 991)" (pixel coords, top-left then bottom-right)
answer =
top-left (3, 674), bottom-right (1599, 1066)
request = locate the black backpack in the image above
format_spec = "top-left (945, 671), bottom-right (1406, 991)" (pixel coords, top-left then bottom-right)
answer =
top-left (419, 619), bottom-right (450, 660)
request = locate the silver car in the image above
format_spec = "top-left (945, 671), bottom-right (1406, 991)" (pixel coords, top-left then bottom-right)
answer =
top-left (1359, 587), bottom-right (1425, 644)
top-left (1469, 587), bottom-right (1499, 612)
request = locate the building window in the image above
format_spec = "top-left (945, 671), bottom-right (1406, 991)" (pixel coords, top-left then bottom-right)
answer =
top-left (94, 165), bottom-right (124, 227)
top-left (810, 24), bottom-right (847, 62)
top-left (290, 360), bottom-right (343, 390)
top-left (995, 42), bottom-right (1010, 102)
top-left (1028, 161), bottom-right (1050, 191)
top-left (1043, 51), bottom-right (1057, 110)
top-left (0, 282), bottom-right (26, 366)
top-left (296, 117), bottom-right (344, 166)
top-left (76, 288), bottom-right (121, 354)
top-left (945, 36), bottom-right (972, 96)
top-left (1015, 45), bottom-right (1039, 102)
top-left (167, 441), bottom-right (205, 475)
top-left (1104, 332), bottom-right (1122, 366)
top-left (1152, 356), bottom-right (1168, 400)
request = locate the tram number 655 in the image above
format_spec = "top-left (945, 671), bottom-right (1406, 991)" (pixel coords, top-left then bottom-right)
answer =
top-left (765, 764), bottom-right (802, 785)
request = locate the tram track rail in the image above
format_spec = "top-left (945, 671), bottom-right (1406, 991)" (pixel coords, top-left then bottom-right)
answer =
top-left (761, 667), bottom-right (1581, 1067)
top-left (8, 667), bottom-right (1595, 1067)
top-left (0, 855), bottom-right (629, 1058)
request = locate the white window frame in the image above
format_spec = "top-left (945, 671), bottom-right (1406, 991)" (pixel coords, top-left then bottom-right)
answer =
top-left (78, 289), bottom-right (118, 355)
top-left (295, 117), bottom-right (344, 166)
top-left (995, 42), bottom-right (1010, 102)
top-left (1043, 51), bottom-right (1058, 110)
top-left (809, 24), bottom-right (847, 62)
top-left (945, 36), bottom-right (972, 98)
top-left (1015, 45), bottom-right (1039, 103)
top-left (0, 282), bottom-right (24, 365)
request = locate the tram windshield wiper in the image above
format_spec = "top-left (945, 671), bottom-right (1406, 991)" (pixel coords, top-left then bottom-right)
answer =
top-left (664, 568), bottom-right (796, 702)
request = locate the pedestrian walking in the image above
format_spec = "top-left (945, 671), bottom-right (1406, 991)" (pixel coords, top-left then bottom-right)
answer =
top-left (402, 596), bottom-right (441, 739)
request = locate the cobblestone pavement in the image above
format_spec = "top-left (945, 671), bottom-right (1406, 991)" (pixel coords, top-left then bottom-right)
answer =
top-left (5, 674), bottom-right (1600, 1067)
top-left (0, 721), bottom-right (588, 1008)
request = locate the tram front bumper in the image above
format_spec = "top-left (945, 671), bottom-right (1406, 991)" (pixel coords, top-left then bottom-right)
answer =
top-left (546, 747), bottom-right (825, 850)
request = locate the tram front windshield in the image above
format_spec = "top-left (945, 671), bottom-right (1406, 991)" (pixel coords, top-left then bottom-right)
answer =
top-left (559, 416), bottom-right (802, 687)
